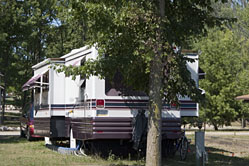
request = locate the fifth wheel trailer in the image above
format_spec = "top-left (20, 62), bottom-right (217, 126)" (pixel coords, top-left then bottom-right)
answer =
top-left (22, 46), bottom-right (201, 149)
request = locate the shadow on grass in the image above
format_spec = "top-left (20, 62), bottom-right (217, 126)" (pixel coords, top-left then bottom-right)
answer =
top-left (205, 146), bottom-right (249, 166)
top-left (1, 136), bottom-right (249, 166)
top-left (44, 142), bottom-right (249, 166)
top-left (163, 144), bottom-right (249, 166)
top-left (205, 146), bottom-right (232, 154)
top-left (0, 135), bottom-right (27, 144)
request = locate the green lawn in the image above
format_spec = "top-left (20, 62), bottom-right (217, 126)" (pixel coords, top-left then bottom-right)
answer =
top-left (0, 135), bottom-right (249, 166)
top-left (0, 136), bottom-right (144, 166)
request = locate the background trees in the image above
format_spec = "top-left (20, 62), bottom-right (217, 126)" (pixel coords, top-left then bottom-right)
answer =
top-left (194, 28), bottom-right (242, 130)
top-left (0, 0), bottom-right (84, 124)
top-left (193, 1), bottom-right (249, 129)
top-left (0, 0), bottom-right (23, 123)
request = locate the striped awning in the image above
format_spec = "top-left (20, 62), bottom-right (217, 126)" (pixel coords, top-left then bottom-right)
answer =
top-left (22, 70), bottom-right (48, 91)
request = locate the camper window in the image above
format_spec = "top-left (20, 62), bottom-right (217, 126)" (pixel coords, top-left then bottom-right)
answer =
top-left (33, 71), bottom-right (49, 108)
top-left (43, 73), bottom-right (49, 83)
top-left (41, 72), bottom-right (49, 106)
top-left (105, 72), bottom-right (146, 96)
top-left (34, 88), bottom-right (40, 109)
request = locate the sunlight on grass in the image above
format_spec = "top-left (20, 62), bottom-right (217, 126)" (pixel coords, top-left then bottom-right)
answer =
top-left (0, 137), bottom-right (145, 166)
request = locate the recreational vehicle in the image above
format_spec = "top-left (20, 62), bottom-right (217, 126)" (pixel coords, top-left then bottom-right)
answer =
top-left (22, 46), bottom-right (200, 150)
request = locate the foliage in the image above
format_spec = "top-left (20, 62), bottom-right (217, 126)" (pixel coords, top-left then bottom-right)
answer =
top-left (0, 0), bottom-right (86, 109)
top-left (45, 0), bottom-right (86, 58)
top-left (192, 2), bottom-right (249, 129)
top-left (61, 0), bottom-right (224, 103)
top-left (58, 1), bottom-right (227, 165)
top-left (194, 27), bottom-right (244, 129)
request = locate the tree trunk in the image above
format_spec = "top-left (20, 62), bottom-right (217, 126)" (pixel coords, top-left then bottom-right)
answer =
top-left (241, 118), bottom-right (246, 128)
top-left (146, 53), bottom-right (163, 166)
top-left (213, 123), bottom-right (218, 131)
top-left (145, 1), bottom-right (165, 166)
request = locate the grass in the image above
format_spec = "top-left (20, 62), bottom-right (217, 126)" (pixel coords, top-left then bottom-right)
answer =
top-left (1, 134), bottom-right (249, 166)
top-left (0, 136), bottom-right (145, 166)
top-left (1, 113), bottom-right (249, 166)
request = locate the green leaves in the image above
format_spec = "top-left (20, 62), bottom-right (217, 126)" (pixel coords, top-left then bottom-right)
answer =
top-left (194, 27), bottom-right (244, 128)
top-left (0, 0), bottom-right (87, 107)
top-left (61, 1), bottom-right (224, 104)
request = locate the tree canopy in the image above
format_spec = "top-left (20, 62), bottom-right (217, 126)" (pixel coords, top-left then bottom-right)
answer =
top-left (193, 1), bottom-right (249, 130)
top-left (59, 1), bottom-right (226, 165)
top-left (195, 27), bottom-right (241, 129)
top-left (0, 0), bottom-right (85, 123)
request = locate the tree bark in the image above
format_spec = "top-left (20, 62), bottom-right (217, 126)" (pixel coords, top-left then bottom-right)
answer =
top-left (213, 123), bottom-right (218, 131)
top-left (146, 1), bottom-right (165, 166)
top-left (241, 118), bottom-right (246, 128)
top-left (145, 54), bottom-right (163, 166)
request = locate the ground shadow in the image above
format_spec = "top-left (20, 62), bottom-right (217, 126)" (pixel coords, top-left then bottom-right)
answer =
top-left (2, 135), bottom-right (249, 166)
top-left (163, 144), bottom-right (249, 166)
top-left (0, 135), bottom-right (28, 144)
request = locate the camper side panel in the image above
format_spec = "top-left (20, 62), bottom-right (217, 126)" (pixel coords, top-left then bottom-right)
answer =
top-left (179, 53), bottom-right (199, 117)
top-left (50, 70), bottom-right (66, 116)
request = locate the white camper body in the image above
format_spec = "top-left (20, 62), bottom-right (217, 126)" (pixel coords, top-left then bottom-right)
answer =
top-left (23, 46), bottom-right (199, 141)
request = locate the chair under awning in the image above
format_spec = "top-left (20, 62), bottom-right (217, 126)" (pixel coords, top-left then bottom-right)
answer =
top-left (22, 70), bottom-right (48, 91)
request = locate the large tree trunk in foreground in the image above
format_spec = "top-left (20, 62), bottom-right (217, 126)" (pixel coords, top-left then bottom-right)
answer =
top-left (146, 54), bottom-right (163, 166)
top-left (146, 1), bottom-right (165, 166)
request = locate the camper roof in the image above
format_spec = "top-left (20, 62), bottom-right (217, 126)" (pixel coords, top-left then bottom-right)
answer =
top-left (61, 46), bottom-right (90, 59)
top-left (32, 58), bottom-right (64, 70)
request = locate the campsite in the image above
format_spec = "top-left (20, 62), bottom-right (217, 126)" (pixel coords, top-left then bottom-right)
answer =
top-left (1, 122), bottom-right (249, 166)
top-left (2, 1), bottom-right (249, 166)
